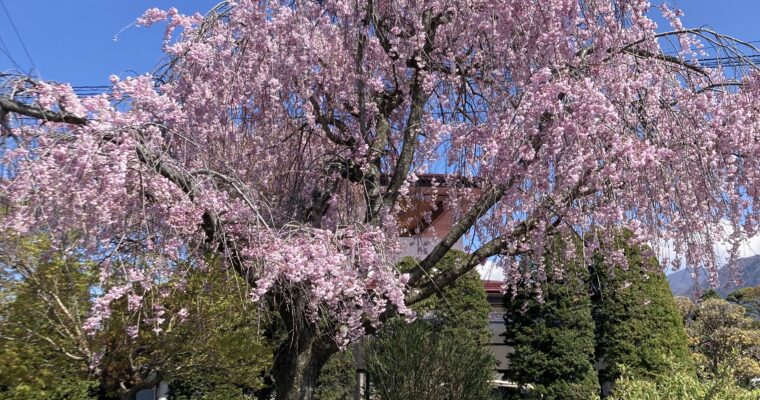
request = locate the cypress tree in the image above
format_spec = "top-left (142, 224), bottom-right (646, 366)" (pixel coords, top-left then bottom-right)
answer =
top-left (590, 232), bottom-right (693, 396)
top-left (502, 238), bottom-right (600, 400)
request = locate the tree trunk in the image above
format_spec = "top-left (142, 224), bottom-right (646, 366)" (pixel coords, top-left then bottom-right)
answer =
top-left (272, 328), bottom-right (336, 400)
top-left (271, 292), bottom-right (338, 400)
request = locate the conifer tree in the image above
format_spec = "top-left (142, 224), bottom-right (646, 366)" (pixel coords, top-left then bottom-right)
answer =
top-left (590, 233), bottom-right (693, 396)
top-left (502, 239), bottom-right (600, 400)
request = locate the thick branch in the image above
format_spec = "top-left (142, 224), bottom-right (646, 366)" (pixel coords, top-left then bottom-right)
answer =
top-left (308, 96), bottom-right (355, 147)
top-left (380, 74), bottom-right (425, 217)
top-left (408, 170), bottom-right (593, 304)
top-left (379, 9), bottom-right (453, 217)
top-left (0, 96), bottom-right (88, 125)
top-left (355, 0), bottom-right (373, 141)
top-left (406, 182), bottom-right (508, 287)
top-left (406, 234), bottom-right (510, 305)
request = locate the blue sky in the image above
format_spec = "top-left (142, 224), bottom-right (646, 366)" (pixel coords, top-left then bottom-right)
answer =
top-left (675, 0), bottom-right (760, 39)
top-left (0, 1), bottom-right (217, 85)
top-left (1, 1), bottom-right (760, 86)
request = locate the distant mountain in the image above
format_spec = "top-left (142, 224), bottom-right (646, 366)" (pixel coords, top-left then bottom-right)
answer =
top-left (667, 255), bottom-right (760, 298)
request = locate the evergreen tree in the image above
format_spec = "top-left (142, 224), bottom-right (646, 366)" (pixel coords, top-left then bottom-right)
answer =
top-left (590, 232), bottom-right (693, 396)
top-left (726, 285), bottom-right (760, 319)
top-left (163, 267), bottom-right (274, 400)
top-left (502, 238), bottom-right (600, 400)
top-left (699, 288), bottom-right (722, 302)
top-left (0, 249), bottom-right (100, 400)
top-left (684, 298), bottom-right (760, 387)
top-left (313, 349), bottom-right (356, 400)
top-left (406, 250), bottom-right (492, 345)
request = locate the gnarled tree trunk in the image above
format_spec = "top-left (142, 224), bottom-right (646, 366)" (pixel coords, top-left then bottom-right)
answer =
top-left (272, 332), bottom-right (336, 400)
top-left (271, 296), bottom-right (338, 400)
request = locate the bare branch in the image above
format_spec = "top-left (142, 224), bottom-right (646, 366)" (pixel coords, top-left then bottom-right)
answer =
top-left (0, 96), bottom-right (87, 125)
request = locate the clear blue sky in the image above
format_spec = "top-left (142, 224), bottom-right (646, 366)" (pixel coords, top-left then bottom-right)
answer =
top-left (1, 1), bottom-right (759, 86)
top-left (0, 1), bottom-right (217, 86)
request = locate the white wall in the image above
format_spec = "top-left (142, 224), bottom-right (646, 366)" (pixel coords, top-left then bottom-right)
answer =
top-left (397, 236), bottom-right (464, 260)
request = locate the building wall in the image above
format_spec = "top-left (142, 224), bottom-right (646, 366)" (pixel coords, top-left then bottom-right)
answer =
top-left (487, 292), bottom-right (512, 379)
top-left (398, 234), bottom-right (464, 259)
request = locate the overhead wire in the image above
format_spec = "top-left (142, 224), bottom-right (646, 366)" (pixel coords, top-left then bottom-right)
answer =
top-left (0, 32), bottom-right (24, 71)
top-left (0, 39), bottom-right (759, 101)
top-left (0, 0), bottom-right (39, 76)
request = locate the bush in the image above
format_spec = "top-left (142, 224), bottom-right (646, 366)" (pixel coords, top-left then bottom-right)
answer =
top-left (366, 319), bottom-right (494, 400)
top-left (358, 250), bottom-right (493, 400)
top-left (684, 298), bottom-right (760, 386)
top-left (611, 364), bottom-right (760, 400)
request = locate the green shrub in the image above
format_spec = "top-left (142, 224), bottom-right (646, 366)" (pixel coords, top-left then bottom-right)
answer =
top-left (324, 250), bottom-right (494, 400)
top-left (366, 319), bottom-right (494, 400)
top-left (611, 364), bottom-right (760, 400)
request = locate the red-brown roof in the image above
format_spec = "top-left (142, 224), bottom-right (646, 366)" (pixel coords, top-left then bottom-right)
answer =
top-left (482, 280), bottom-right (503, 294)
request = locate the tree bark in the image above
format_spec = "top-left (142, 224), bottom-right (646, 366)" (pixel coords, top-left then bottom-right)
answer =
top-left (272, 329), bottom-right (336, 400)
top-left (271, 293), bottom-right (338, 400)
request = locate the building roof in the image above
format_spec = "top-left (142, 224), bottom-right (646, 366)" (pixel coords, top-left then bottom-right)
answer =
top-left (482, 280), bottom-right (503, 294)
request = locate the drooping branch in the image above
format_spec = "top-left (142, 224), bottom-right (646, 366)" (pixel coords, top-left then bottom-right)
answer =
top-left (0, 95), bottom-right (256, 288)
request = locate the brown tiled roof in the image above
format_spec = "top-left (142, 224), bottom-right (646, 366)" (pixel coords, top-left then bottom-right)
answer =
top-left (482, 280), bottom-right (503, 294)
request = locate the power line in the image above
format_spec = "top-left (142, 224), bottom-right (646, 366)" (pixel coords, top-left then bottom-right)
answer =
top-left (3, 49), bottom-right (760, 100)
top-left (0, 32), bottom-right (23, 71)
top-left (0, 0), bottom-right (39, 76)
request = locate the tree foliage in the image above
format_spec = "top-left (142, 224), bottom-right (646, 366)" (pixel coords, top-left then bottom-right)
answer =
top-left (313, 349), bottom-right (356, 400)
top-left (162, 266), bottom-right (274, 400)
top-left (591, 234), bottom-right (693, 394)
top-left (366, 320), bottom-right (493, 400)
top-left (727, 285), bottom-right (760, 320)
top-left (363, 250), bottom-right (493, 400)
top-left (683, 297), bottom-right (760, 386)
top-left (699, 289), bottom-right (722, 302)
top-left (0, 238), bottom-right (100, 399)
top-left (316, 250), bottom-right (492, 400)
top-left (610, 362), bottom-right (760, 400)
top-left (398, 250), bottom-right (492, 344)
top-left (502, 239), bottom-right (600, 399)
top-left (0, 239), bottom-right (272, 400)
